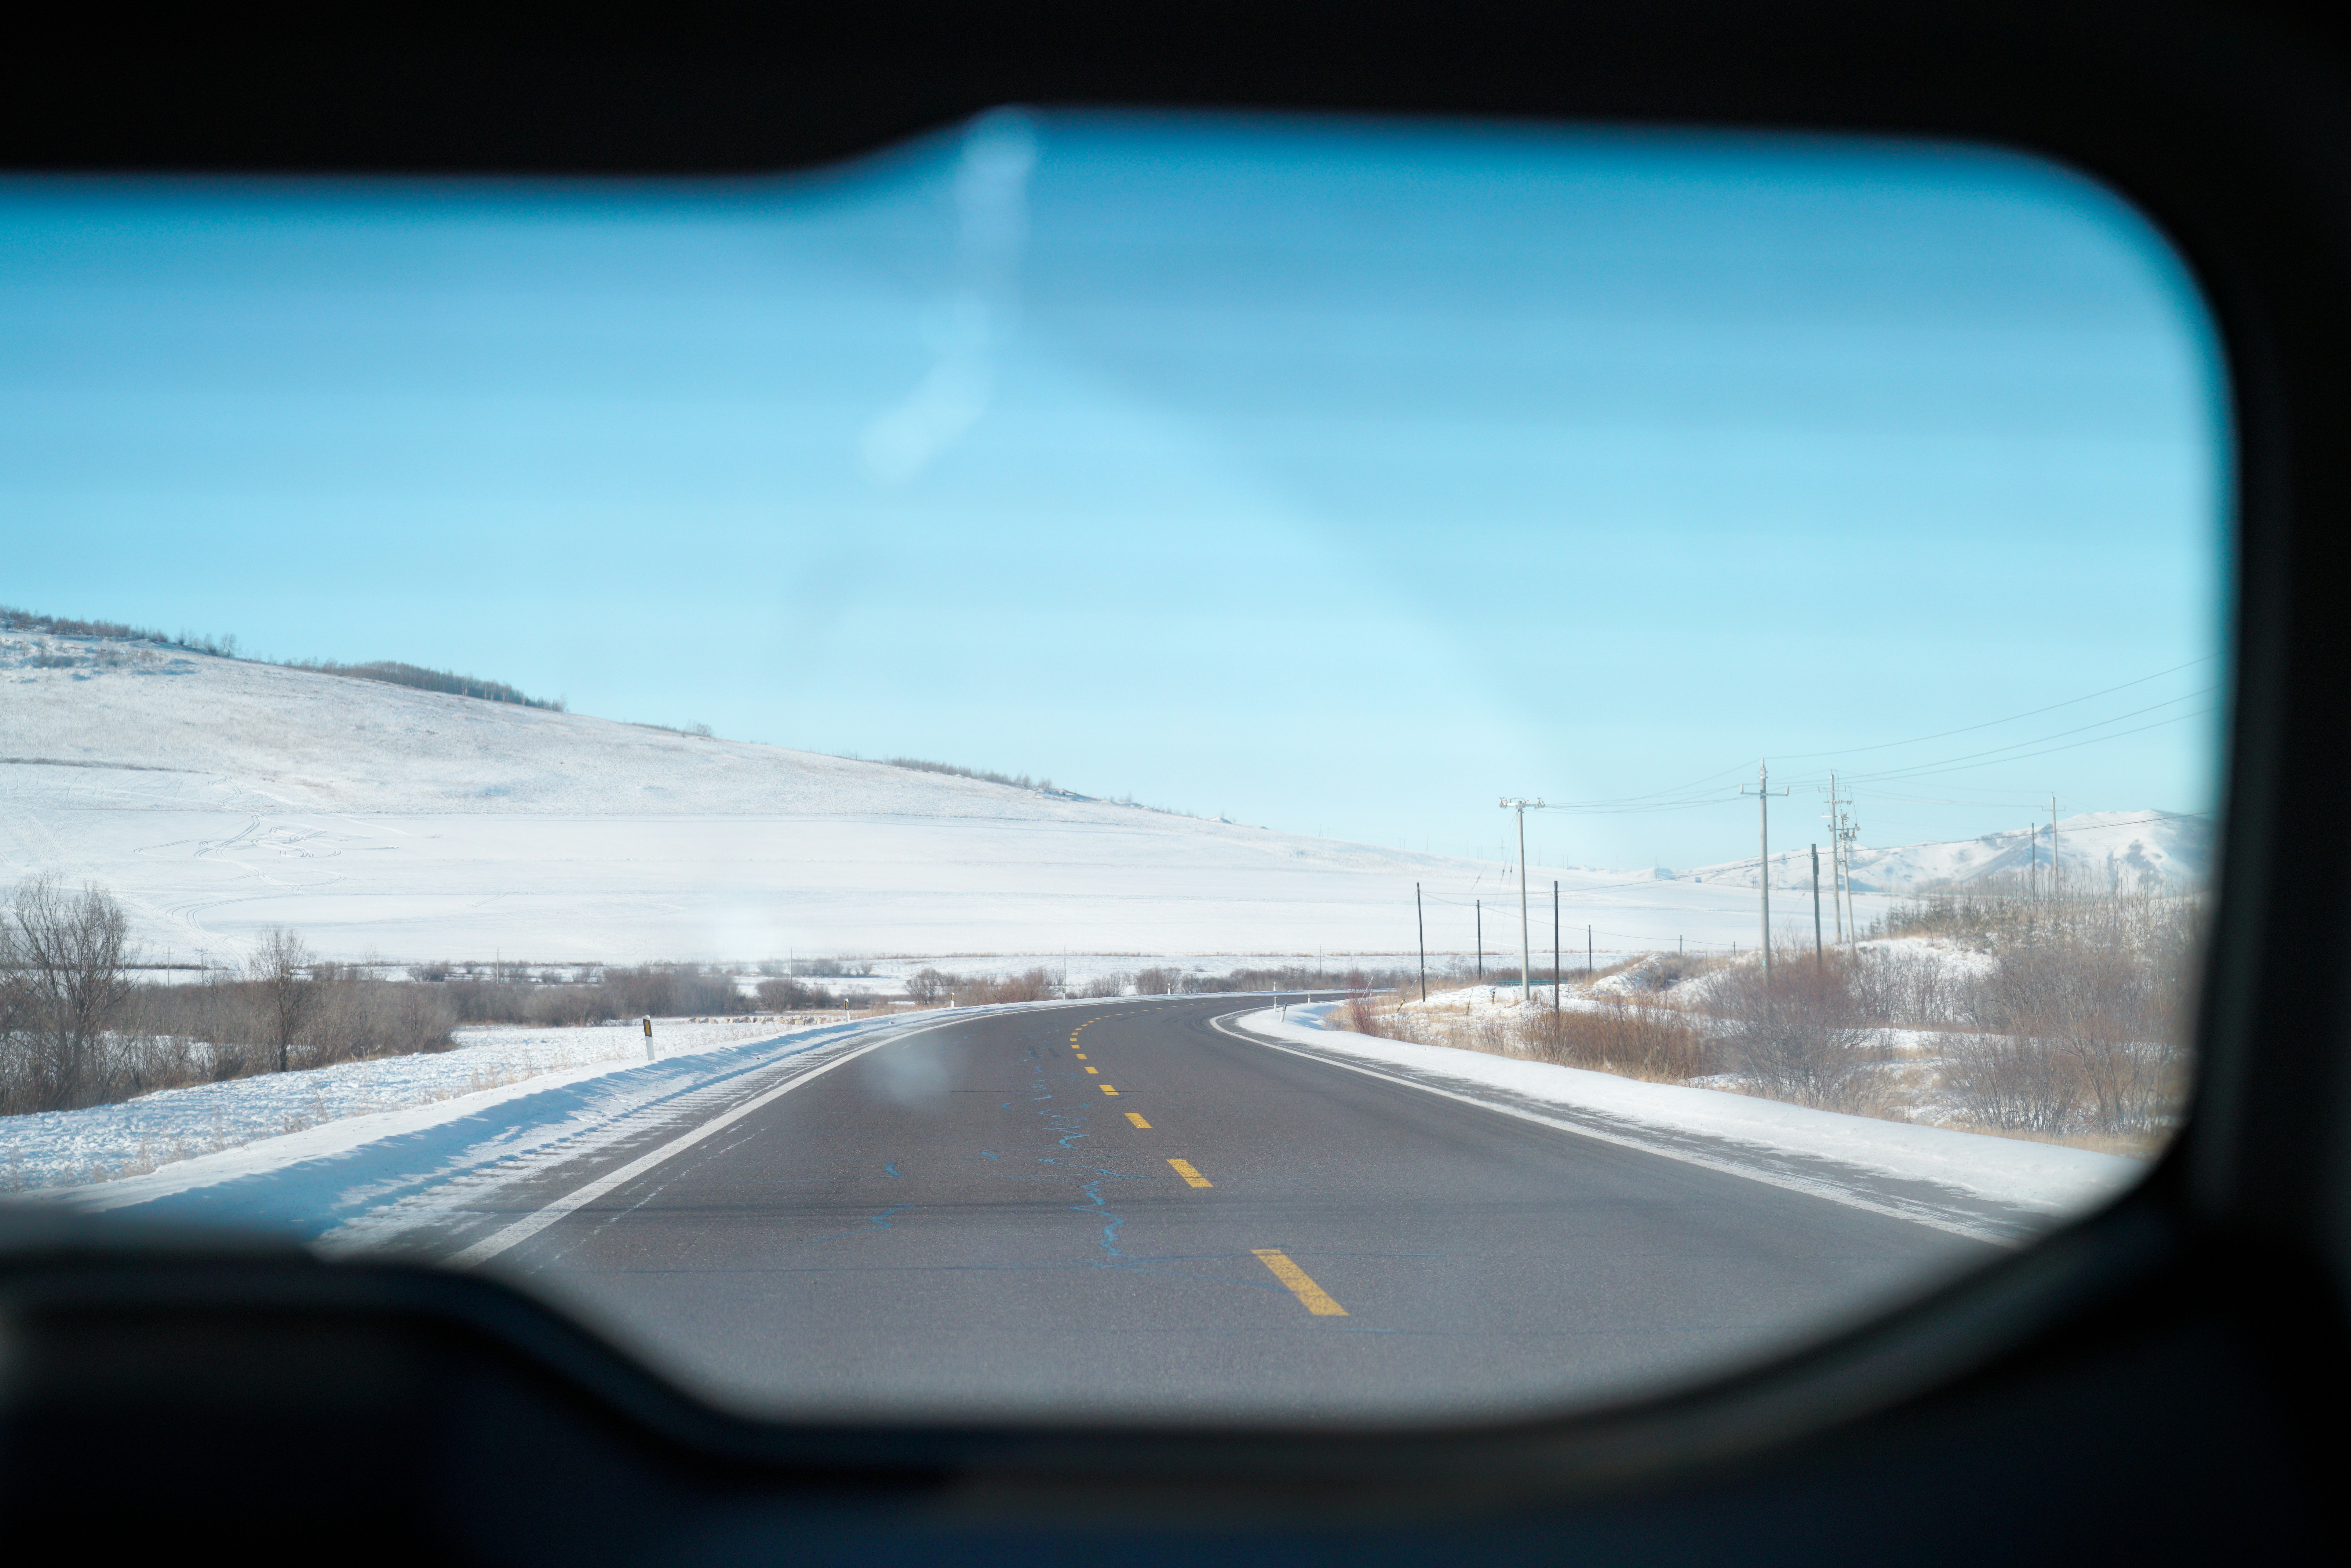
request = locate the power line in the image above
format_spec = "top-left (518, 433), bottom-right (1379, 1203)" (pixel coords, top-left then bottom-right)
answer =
top-left (1852, 708), bottom-right (2216, 782)
top-left (1536, 657), bottom-right (2219, 817)
top-left (1771, 654), bottom-right (2217, 761)
top-left (1843, 690), bottom-right (2216, 782)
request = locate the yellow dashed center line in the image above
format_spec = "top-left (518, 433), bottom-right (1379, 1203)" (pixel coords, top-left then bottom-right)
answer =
top-left (1168, 1159), bottom-right (1213, 1188)
top-left (1252, 1250), bottom-right (1348, 1316)
top-left (1125, 1112), bottom-right (1151, 1128)
top-left (1084, 1065), bottom-right (1099, 1074)
top-left (1099, 1084), bottom-right (1118, 1096)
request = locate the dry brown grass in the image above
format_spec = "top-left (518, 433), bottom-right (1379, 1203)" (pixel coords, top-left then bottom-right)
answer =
top-left (1333, 988), bottom-right (1717, 1085)
top-left (1519, 1002), bottom-right (1717, 1084)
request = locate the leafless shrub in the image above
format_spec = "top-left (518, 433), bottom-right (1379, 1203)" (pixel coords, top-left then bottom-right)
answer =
top-left (884, 757), bottom-right (1055, 792)
top-left (953, 968), bottom-right (1060, 1005)
top-left (1337, 995), bottom-right (1418, 1041)
top-left (1625, 951), bottom-right (1716, 992)
top-left (1188, 964), bottom-right (1412, 994)
top-left (1939, 1032), bottom-right (2081, 1133)
top-left (1845, 945), bottom-right (1966, 1027)
top-left (304, 970), bottom-right (460, 1061)
top-left (1134, 966), bottom-right (1183, 996)
top-left (1081, 972), bottom-right (1128, 999)
top-left (1951, 896), bottom-right (2199, 1136)
top-left (3, 896), bottom-right (460, 1115)
top-left (1708, 956), bottom-right (1891, 1111)
top-left (437, 963), bottom-right (747, 1025)
top-left (755, 976), bottom-right (846, 1012)
top-left (123, 968), bottom-right (457, 1077)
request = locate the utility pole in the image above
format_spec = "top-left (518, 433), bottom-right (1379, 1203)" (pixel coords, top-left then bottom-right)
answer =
top-left (1475, 899), bottom-right (1482, 980)
top-left (1552, 880), bottom-right (1561, 1011)
top-left (1587, 924), bottom-right (1593, 977)
top-left (1415, 882), bottom-right (1426, 1001)
top-left (1740, 761), bottom-right (1789, 973)
top-left (1823, 773), bottom-right (1860, 949)
top-left (1824, 773), bottom-right (1860, 952)
top-left (1840, 813), bottom-right (1861, 947)
top-left (1821, 776), bottom-right (1844, 944)
top-left (2051, 793), bottom-right (2061, 902)
top-left (1811, 844), bottom-right (1824, 973)
top-left (1499, 798), bottom-right (1546, 1002)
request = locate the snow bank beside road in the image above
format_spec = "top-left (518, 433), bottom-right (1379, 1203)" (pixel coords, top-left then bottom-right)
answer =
top-left (4, 1002), bottom-right (1077, 1244)
top-left (1, 1016), bottom-right (833, 1194)
top-left (1232, 1005), bottom-right (2143, 1239)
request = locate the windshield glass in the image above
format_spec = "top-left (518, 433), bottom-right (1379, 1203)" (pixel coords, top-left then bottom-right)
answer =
top-left (0, 113), bottom-right (2224, 1424)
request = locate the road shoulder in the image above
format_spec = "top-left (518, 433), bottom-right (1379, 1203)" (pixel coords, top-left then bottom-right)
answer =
top-left (1218, 1006), bottom-right (2144, 1245)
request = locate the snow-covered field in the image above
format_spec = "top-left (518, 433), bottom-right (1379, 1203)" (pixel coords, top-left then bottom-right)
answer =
top-left (1, 628), bottom-right (1837, 964)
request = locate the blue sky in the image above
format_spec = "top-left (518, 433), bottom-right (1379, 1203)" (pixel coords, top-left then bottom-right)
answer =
top-left (0, 112), bottom-right (2227, 869)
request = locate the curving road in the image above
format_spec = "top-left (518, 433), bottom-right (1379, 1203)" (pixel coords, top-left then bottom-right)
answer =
top-left (429, 996), bottom-right (1993, 1424)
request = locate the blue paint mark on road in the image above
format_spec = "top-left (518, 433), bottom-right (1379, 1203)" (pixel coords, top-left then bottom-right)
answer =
top-left (883, 1162), bottom-right (902, 1177)
top-left (1014, 1062), bottom-right (1163, 1271)
top-left (813, 1204), bottom-right (911, 1241)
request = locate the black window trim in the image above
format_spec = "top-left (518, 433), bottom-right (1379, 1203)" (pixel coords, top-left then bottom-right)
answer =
top-left (2, 2), bottom-right (2345, 1545)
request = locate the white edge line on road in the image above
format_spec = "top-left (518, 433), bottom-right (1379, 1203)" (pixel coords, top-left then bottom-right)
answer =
top-left (1211, 1010), bottom-right (2019, 1247)
top-left (444, 1014), bottom-right (971, 1269)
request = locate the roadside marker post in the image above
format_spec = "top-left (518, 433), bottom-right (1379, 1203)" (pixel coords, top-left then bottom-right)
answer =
top-left (643, 1016), bottom-right (654, 1061)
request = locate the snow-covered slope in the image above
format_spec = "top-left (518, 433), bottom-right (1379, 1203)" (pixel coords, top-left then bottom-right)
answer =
top-left (1675, 810), bottom-right (2209, 897)
top-left (1, 630), bottom-right (1793, 963)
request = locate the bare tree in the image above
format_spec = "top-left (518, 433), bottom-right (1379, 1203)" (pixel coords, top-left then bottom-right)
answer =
top-left (249, 926), bottom-right (315, 1074)
top-left (2, 876), bottom-right (135, 1111)
top-left (903, 968), bottom-right (953, 1006)
top-left (1134, 966), bottom-right (1181, 996)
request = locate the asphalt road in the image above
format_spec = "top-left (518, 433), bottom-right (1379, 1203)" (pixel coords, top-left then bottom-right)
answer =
top-left (465, 996), bottom-right (1994, 1424)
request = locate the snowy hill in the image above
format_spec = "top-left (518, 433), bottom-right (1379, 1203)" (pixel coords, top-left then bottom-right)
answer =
top-left (1, 628), bottom-right (1795, 964)
top-left (1675, 810), bottom-right (2210, 897)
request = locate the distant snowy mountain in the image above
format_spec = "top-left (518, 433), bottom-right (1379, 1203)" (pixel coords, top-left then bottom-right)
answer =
top-left (1674, 810), bottom-right (2211, 897)
top-left (0, 627), bottom-right (1797, 963)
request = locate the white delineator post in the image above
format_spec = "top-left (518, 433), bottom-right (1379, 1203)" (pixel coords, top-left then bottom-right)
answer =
top-left (643, 1016), bottom-right (655, 1061)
